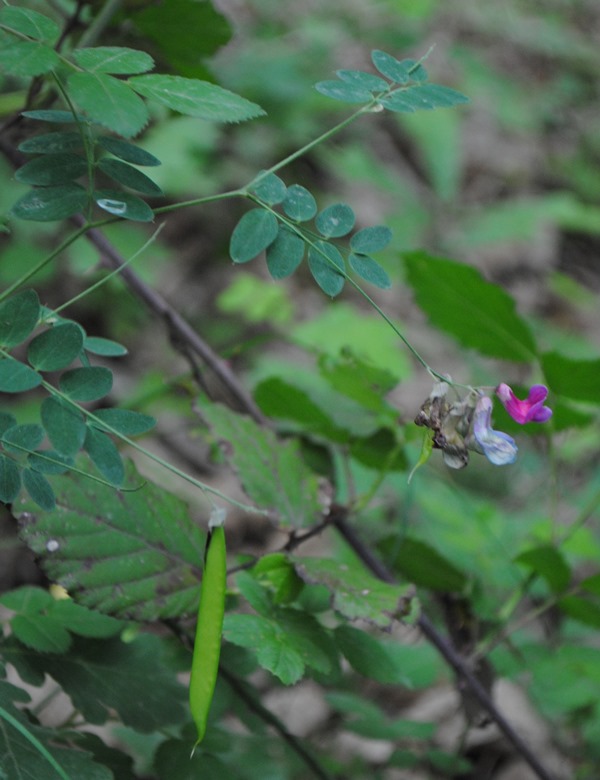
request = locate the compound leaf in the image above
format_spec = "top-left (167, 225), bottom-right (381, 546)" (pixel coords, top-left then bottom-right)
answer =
top-left (72, 46), bottom-right (154, 74)
top-left (40, 397), bottom-right (87, 457)
top-left (97, 158), bottom-right (162, 195)
top-left (19, 131), bottom-right (83, 154)
top-left (337, 69), bottom-right (389, 93)
top-left (350, 225), bottom-right (392, 253)
top-left (381, 83), bottom-right (469, 113)
top-left (0, 7), bottom-right (59, 40)
top-left (0, 454), bottom-right (21, 504)
top-left (315, 80), bottom-right (373, 104)
top-left (282, 184), bottom-right (317, 221)
top-left (349, 253), bottom-right (391, 289)
top-left (59, 366), bottom-right (113, 402)
top-left (0, 289), bottom-right (40, 347)
top-left (0, 357), bottom-right (42, 392)
top-left (0, 40), bottom-right (59, 77)
top-left (1, 424), bottom-right (45, 454)
top-left (83, 427), bottom-right (124, 486)
top-left (28, 322), bottom-right (84, 371)
top-left (11, 183), bottom-right (87, 221)
top-left (90, 408), bottom-right (156, 436)
top-left (266, 226), bottom-right (305, 279)
top-left (315, 203), bottom-right (355, 238)
top-left (15, 153), bottom-right (87, 186)
top-left (22, 468), bottom-right (56, 511)
top-left (97, 136), bottom-right (161, 166)
top-left (308, 241), bottom-right (345, 297)
top-left (229, 208), bottom-right (278, 263)
top-left (67, 72), bottom-right (149, 138)
top-left (249, 172), bottom-right (287, 205)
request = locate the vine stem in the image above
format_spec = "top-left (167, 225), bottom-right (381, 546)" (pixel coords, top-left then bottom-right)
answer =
top-left (331, 513), bottom-right (557, 780)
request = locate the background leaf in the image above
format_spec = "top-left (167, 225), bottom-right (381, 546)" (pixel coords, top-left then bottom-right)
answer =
top-left (16, 459), bottom-right (206, 620)
top-left (542, 352), bottom-right (600, 403)
top-left (403, 251), bottom-right (537, 361)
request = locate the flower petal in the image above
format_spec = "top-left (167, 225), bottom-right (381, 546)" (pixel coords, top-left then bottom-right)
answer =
top-left (496, 383), bottom-right (552, 424)
top-left (473, 396), bottom-right (518, 465)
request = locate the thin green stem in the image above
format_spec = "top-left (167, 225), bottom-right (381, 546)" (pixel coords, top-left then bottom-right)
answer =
top-left (153, 188), bottom-right (244, 215)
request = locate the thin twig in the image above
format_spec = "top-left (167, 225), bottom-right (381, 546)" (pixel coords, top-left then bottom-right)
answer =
top-left (331, 514), bottom-right (557, 780)
top-left (220, 665), bottom-right (335, 780)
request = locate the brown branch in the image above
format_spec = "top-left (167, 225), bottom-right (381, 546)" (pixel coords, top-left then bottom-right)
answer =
top-left (331, 513), bottom-right (557, 780)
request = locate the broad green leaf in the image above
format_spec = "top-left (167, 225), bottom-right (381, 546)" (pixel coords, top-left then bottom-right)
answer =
top-left (403, 251), bottom-right (537, 361)
top-left (235, 570), bottom-right (273, 616)
top-left (0, 454), bottom-right (21, 503)
top-left (315, 203), bottom-right (355, 237)
top-left (0, 585), bottom-right (52, 612)
top-left (97, 158), bottom-right (162, 195)
top-left (291, 556), bottom-right (414, 628)
top-left (350, 225), bottom-right (393, 253)
top-left (50, 599), bottom-right (124, 639)
top-left (10, 613), bottom-right (71, 652)
top-left (335, 624), bottom-right (406, 683)
top-left (381, 84), bottom-right (469, 113)
top-left (249, 172), bottom-right (287, 205)
top-left (252, 553), bottom-right (303, 605)
top-left (201, 401), bottom-right (323, 527)
top-left (59, 366), bottom-right (113, 402)
top-left (22, 468), bottom-right (55, 510)
top-left (84, 336), bottom-right (128, 356)
top-left (1, 423), bottom-right (44, 454)
top-left (0, 7), bottom-right (59, 40)
top-left (337, 69), bottom-right (389, 93)
top-left (15, 153), bottom-right (87, 185)
top-left (315, 80), bottom-right (373, 103)
top-left (0, 289), bottom-right (40, 347)
top-left (515, 545), bottom-right (571, 593)
top-left (19, 131), bottom-right (83, 154)
top-left (0, 40), bottom-right (59, 76)
top-left (15, 459), bottom-right (206, 620)
top-left (10, 183), bottom-right (87, 221)
top-left (21, 109), bottom-right (82, 123)
top-left (318, 351), bottom-right (398, 413)
top-left (40, 397), bottom-right (87, 457)
top-left (308, 241), bottom-right (345, 297)
top-left (349, 253), bottom-right (391, 289)
top-left (93, 189), bottom-right (154, 221)
top-left (266, 227), bottom-right (305, 279)
top-left (350, 428), bottom-right (407, 472)
top-left (98, 136), bottom-right (161, 166)
top-left (0, 357), bottom-right (42, 392)
top-left (73, 46), bottom-right (154, 74)
top-left (28, 449), bottom-right (74, 475)
top-left (90, 408), bottom-right (156, 436)
top-left (542, 352), bottom-right (600, 403)
top-left (559, 596), bottom-right (600, 629)
top-left (67, 72), bottom-right (149, 138)
top-left (282, 184), bottom-right (317, 221)
top-left (28, 322), bottom-right (84, 371)
top-left (387, 537), bottom-right (468, 592)
top-left (0, 633), bottom-right (187, 732)
top-left (83, 427), bottom-right (124, 486)
top-left (128, 74), bottom-right (265, 123)
top-left (229, 208), bottom-right (279, 263)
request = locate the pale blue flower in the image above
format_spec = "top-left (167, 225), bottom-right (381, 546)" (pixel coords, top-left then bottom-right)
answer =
top-left (473, 396), bottom-right (517, 466)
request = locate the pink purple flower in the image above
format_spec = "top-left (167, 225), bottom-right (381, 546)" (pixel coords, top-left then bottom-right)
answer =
top-left (496, 383), bottom-right (552, 425)
top-left (472, 396), bottom-right (518, 466)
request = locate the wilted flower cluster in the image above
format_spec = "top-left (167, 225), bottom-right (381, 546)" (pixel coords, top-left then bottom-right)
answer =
top-left (415, 381), bottom-right (552, 469)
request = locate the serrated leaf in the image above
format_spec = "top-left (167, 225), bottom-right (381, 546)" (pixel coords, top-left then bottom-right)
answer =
top-left (97, 158), bottom-right (162, 195)
top-left (129, 74), bottom-right (265, 123)
top-left (16, 459), bottom-right (206, 620)
top-left (50, 600), bottom-right (124, 638)
top-left (308, 241), bottom-right (346, 297)
top-left (349, 253), bottom-right (391, 289)
top-left (22, 468), bottom-right (55, 510)
top-left (515, 545), bottom-right (571, 593)
top-left (97, 136), bottom-right (160, 166)
top-left (0, 7), bottom-right (59, 40)
top-left (291, 556), bottom-right (413, 628)
top-left (2, 424), bottom-right (44, 454)
top-left (11, 613), bottom-right (71, 653)
top-left (249, 172), bottom-right (287, 205)
top-left (0, 357), bottom-right (42, 392)
top-left (67, 72), bottom-right (149, 138)
top-left (371, 51), bottom-right (427, 83)
top-left (15, 153), bottom-right (87, 185)
top-left (90, 408), bottom-right (156, 436)
top-left (28, 322), bottom-right (84, 371)
top-left (0, 40), bottom-right (59, 76)
top-left (282, 184), bottom-right (317, 221)
top-left (73, 46), bottom-right (154, 74)
top-left (315, 203), bottom-right (355, 238)
top-left (83, 427), bottom-right (124, 486)
top-left (19, 131), bottom-right (83, 154)
top-left (266, 226), bottom-right (305, 279)
top-left (0, 585), bottom-right (52, 612)
top-left (40, 397), bottom-right (87, 457)
top-left (0, 454), bottom-right (21, 503)
top-left (403, 251), bottom-right (536, 361)
top-left (201, 402), bottom-right (323, 527)
top-left (381, 83), bottom-right (469, 113)
top-left (0, 633), bottom-right (187, 732)
top-left (388, 537), bottom-right (467, 592)
top-left (541, 352), bottom-right (600, 403)
top-left (229, 208), bottom-right (279, 263)
top-left (335, 625), bottom-right (404, 683)
top-left (10, 183), bottom-right (87, 221)
top-left (93, 189), bottom-right (154, 221)
top-left (350, 225), bottom-right (393, 253)
top-left (83, 336), bottom-right (128, 356)
top-left (0, 289), bottom-right (40, 347)
top-left (337, 69), bottom-right (389, 92)
top-left (315, 80), bottom-right (373, 103)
